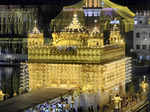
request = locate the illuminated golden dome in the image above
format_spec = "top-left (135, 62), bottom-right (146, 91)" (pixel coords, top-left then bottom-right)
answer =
top-left (32, 20), bottom-right (41, 34)
top-left (64, 14), bottom-right (87, 32)
top-left (52, 14), bottom-right (89, 47)
top-left (28, 20), bottom-right (43, 38)
top-left (90, 26), bottom-right (101, 36)
top-left (88, 26), bottom-right (104, 47)
top-left (28, 20), bottom-right (44, 47)
top-left (109, 24), bottom-right (124, 45)
top-left (32, 26), bottom-right (41, 34)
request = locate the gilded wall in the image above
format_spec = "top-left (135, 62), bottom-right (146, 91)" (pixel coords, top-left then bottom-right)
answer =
top-left (28, 45), bottom-right (125, 64)
top-left (28, 58), bottom-right (126, 94)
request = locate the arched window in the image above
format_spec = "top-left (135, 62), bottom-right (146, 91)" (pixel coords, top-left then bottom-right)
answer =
top-left (136, 45), bottom-right (140, 49)
top-left (142, 45), bottom-right (147, 49)
top-left (136, 32), bottom-right (140, 38)
top-left (139, 21), bottom-right (142, 24)
top-left (96, 42), bottom-right (99, 46)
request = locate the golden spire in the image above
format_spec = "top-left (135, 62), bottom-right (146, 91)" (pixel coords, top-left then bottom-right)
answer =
top-left (32, 20), bottom-right (41, 34)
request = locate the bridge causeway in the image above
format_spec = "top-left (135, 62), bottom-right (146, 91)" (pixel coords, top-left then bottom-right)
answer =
top-left (0, 88), bottom-right (73, 112)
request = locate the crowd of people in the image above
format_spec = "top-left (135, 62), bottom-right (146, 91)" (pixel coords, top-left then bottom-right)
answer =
top-left (121, 93), bottom-right (145, 111)
top-left (24, 95), bottom-right (101, 112)
top-left (108, 93), bottom-right (146, 112)
top-left (24, 93), bottom-right (146, 112)
top-left (24, 97), bottom-right (75, 112)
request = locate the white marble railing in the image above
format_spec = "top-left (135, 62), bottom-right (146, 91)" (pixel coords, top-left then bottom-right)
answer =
top-left (0, 54), bottom-right (27, 61)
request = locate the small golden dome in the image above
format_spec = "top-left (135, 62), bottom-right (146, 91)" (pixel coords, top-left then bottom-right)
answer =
top-left (32, 20), bottom-right (41, 34)
top-left (90, 26), bottom-right (100, 36)
top-left (64, 14), bottom-right (87, 33)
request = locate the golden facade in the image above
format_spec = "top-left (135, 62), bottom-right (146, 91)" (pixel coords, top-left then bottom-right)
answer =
top-left (28, 14), bottom-right (125, 64)
top-left (28, 59), bottom-right (126, 94)
top-left (26, 13), bottom-right (126, 97)
top-left (28, 44), bottom-right (125, 64)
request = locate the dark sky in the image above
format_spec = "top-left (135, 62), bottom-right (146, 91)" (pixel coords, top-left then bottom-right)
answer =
top-left (110, 0), bottom-right (150, 10)
top-left (0, 0), bottom-right (148, 8)
top-left (110, 0), bottom-right (150, 8)
top-left (0, 0), bottom-right (81, 6)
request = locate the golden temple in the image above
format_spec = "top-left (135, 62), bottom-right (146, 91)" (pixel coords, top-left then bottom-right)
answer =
top-left (20, 13), bottom-right (132, 106)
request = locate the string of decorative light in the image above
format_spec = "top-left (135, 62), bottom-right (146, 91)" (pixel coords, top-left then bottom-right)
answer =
top-left (64, 14), bottom-right (87, 32)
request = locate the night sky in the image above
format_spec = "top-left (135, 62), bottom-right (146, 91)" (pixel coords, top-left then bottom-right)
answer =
top-left (110, 0), bottom-right (150, 10)
top-left (0, 0), bottom-right (81, 6)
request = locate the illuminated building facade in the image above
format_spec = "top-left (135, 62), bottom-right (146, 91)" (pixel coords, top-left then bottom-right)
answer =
top-left (133, 11), bottom-right (150, 60)
top-left (85, 0), bottom-right (101, 8)
top-left (19, 13), bottom-right (133, 107)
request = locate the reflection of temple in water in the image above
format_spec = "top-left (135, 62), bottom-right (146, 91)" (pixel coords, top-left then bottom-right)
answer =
top-left (0, 65), bottom-right (20, 97)
top-left (0, 7), bottom-right (34, 64)
top-left (0, 7), bottom-right (36, 37)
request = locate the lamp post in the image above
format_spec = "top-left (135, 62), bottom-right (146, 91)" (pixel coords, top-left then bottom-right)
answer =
top-left (112, 94), bottom-right (122, 112)
top-left (13, 92), bottom-right (17, 97)
top-left (0, 90), bottom-right (4, 101)
top-left (140, 75), bottom-right (148, 92)
top-left (71, 96), bottom-right (75, 109)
